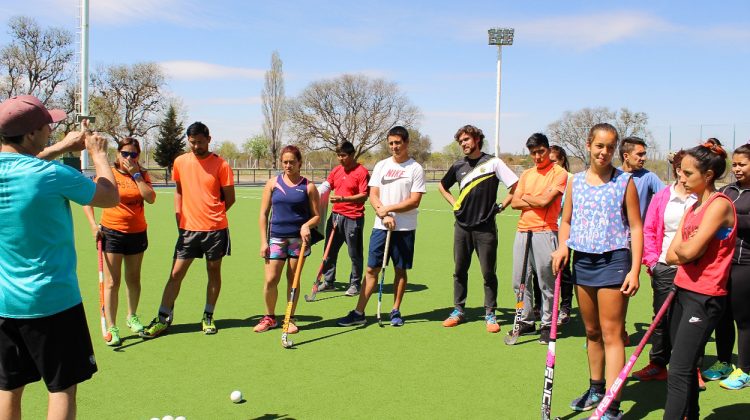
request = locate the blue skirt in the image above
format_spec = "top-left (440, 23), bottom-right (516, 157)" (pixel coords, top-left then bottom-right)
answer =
top-left (572, 248), bottom-right (631, 288)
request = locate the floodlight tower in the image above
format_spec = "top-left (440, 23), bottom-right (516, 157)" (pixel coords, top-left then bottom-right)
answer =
top-left (488, 27), bottom-right (514, 157)
top-left (79, 0), bottom-right (95, 169)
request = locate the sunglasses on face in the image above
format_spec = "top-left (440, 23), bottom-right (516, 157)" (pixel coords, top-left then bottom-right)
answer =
top-left (120, 151), bottom-right (139, 159)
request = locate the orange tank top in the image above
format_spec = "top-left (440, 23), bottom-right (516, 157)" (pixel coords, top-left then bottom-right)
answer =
top-left (100, 168), bottom-right (151, 233)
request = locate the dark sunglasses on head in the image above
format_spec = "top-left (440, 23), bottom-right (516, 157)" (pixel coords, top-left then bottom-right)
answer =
top-left (120, 151), bottom-right (139, 159)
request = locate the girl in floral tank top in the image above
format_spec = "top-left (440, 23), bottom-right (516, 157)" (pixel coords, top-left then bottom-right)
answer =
top-left (664, 142), bottom-right (736, 419)
top-left (551, 124), bottom-right (643, 419)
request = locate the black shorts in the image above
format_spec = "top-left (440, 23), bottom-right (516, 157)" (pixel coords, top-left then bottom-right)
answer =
top-left (101, 226), bottom-right (148, 255)
top-left (0, 303), bottom-right (97, 392)
top-left (174, 228), bottom-right (231, 261)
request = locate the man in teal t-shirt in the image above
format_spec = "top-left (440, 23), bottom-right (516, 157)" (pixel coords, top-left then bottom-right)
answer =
top-left (0, 95), bottom-right (118, 419)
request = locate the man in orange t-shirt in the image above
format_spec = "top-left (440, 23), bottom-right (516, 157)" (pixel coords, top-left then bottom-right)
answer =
top-left (509, 133), bottom-right (568, 344)
top-left (143, 122), bottom-right (235, 338)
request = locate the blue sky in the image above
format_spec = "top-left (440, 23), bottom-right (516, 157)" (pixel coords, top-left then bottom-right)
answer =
top-left (1, 0), bottom-right (748, 153)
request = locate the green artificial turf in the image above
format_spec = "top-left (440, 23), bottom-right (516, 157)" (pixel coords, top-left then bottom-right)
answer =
top-left (20, 184), bottom-right (744, 419)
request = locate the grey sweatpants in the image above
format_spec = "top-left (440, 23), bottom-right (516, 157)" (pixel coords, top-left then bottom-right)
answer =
top-left (512, 230), bottom-right (558, 327)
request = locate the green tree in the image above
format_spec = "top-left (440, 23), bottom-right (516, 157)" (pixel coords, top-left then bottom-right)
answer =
top-left (376, 128), bottom-right (431, 164)
top-left (215, 141), bottom-right (240, 167)
top-left (153, 104), bottom-right (185, 175)
top-left (243, 135), bottom-right (269, 168)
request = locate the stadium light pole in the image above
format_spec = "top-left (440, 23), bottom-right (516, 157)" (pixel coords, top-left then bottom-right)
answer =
top-left (488, 27), bottom-right (514, 157)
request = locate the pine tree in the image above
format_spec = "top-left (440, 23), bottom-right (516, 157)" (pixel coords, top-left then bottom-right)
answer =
top-left (153, 104), bottom-right (185, 177)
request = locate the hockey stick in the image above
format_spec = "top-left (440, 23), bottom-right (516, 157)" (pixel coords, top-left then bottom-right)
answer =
top-left (377, 229), bottom-right (393, 327)
top-left (304, 217), bottom-right (338, 302)
top-left (505, 231), bottom-right (533, 345)
top-left (97, 239), bottom-right (111, 341)
top-left (541, 270), bottom-right (563, 419)
top-left (589, 289), bottom-right (676, 419)
top-left (281, 241), bottom-right (309, 349)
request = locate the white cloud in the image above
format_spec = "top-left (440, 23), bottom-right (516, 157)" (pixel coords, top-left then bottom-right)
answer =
top-left (160, 61), bottom-right (265, 80)
top-left (515, 11), bottom-right (674, 50)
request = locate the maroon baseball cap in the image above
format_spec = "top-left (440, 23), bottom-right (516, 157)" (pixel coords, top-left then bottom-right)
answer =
top-left (0, 95), bottom-right (67, 137)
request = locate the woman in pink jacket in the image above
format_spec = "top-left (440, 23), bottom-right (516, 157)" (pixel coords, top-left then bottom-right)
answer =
top-left (632, 151), bottom-right (696, 382)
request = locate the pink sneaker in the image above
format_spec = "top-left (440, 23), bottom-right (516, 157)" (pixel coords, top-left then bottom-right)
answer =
top-left (253, 315), bottom-right (278, 333)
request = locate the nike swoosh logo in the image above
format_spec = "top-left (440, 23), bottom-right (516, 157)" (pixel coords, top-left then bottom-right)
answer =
top-left (381, 177), bottom-right (407, 185)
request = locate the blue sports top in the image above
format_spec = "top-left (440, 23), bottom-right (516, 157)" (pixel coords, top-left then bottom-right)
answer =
top-left (0, 153), bottom-right (96, 318)
top-left (270, 175), bottom-right (310, 238)
top-left (567, 168), bottom-right (632, 254)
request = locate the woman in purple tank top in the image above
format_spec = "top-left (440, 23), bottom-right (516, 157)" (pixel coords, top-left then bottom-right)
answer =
top-left (256, 145), bottom-right (320, 334)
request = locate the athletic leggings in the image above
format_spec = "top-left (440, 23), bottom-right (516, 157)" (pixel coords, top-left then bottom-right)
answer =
top-left (665, 288), bottom-right (725, 420)
top-left (712, 263), bottom-right (750, 372)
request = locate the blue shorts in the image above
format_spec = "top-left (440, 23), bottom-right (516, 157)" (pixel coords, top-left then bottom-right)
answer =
top-left (267, 237), bottom-right (312, 260)
top-left (572, 248), bottom-right (630, 288)
top-left (367, 229), bottom-right (415, 270)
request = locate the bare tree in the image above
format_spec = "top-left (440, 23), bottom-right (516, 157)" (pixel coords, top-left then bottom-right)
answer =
top-left (261, 51), bottom-right (285, 169)
top-left (547, 107), bottom-right (651, 163)
top-left (287, 73), bottom-right (420, 159)
top-left (91, 62), bottom-right (166, 140)
top-left (0, 16), bottom-right (74, 105)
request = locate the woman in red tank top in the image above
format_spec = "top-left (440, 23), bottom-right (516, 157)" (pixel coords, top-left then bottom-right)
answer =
top-left (663, 142), bottom-right (737, 419)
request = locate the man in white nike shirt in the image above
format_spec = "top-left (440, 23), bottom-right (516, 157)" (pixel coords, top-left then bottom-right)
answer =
top-left (337, 126), bottom-right (426, 327)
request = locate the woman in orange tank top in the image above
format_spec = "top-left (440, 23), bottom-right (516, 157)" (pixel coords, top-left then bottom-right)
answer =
top-left (83, 137), bottom-right (156, 347)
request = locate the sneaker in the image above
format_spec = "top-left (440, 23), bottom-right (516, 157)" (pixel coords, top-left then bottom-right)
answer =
top-left (539, 326), bottom-right (551, 344)
top-left (142, 318), bottom-right (168, 339)
top-left (337, 310), bottom-right (366, 327)
top-left (253, 315), bottom-right (278, 333)
top-left (105, 326), bottom-right (121, 347)
top-left (508, 322), bottom-right (536, 337)
top-left (390, 309), bottom-right (404, 327)
top-left (698, 368), bottom-right (706, 391)
top-left (632, 361), bottom-right (668, 381)
top-left (126, 314), bottom-right (144, 333)
top-left (286, 318), bottom-right (299, 334)
top-left (318, 282), bottom-right (336, 292)
top-left (442, 309), bottom-right (466, 327)
top-left (202, 313), bottom-right (217, 335)
top-left (570, 386), bottom-right (604, 411)
top-left (703, 361), bottom-right (733, 381)
top-left (719, 367), bottom-right (750, 390)
top-left (485, 313), bottom-right (500, 333)
top-left (558, 307), bottom-right (571, 325)
top-left (344, 284), bottom-right (360, 296)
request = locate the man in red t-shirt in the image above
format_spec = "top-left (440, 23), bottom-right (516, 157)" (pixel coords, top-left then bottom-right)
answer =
top-left (317, 141), bottom-right (370, 296)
